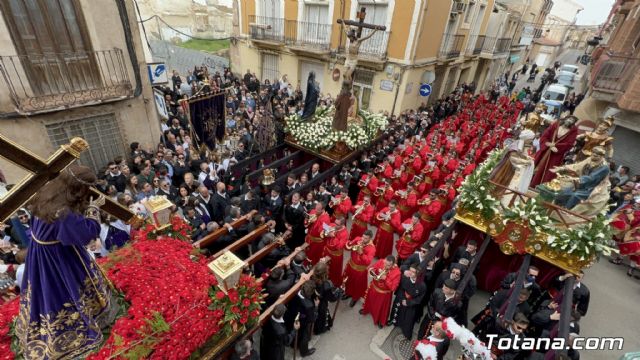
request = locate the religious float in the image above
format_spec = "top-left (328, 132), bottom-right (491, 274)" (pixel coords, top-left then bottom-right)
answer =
top-left (0, 136), bottom-right (308, 360)
top-left (284, 9), bottom-right (389, 163)
top-left (454, 147), bottom-right (616, 275)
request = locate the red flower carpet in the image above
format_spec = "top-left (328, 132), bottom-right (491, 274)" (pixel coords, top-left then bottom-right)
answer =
top-left (0, 218), bottom-right (263, 359)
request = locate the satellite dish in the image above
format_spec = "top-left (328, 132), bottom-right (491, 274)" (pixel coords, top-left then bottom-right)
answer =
top-left (421, 70), bottom-right (435, 84)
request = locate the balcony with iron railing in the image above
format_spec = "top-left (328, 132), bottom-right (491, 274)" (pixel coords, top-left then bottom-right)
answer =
top-left (495, 37), bottom-right (512, 54)
top-left (0, 49), bottom-right (133, 114)
top-left (465, 35), bottom-right (487, 56)
top-left (248, 15), bottom-right (285, 43)
top-left (439, 33), bottom-right (465, 59)
top-left (336, 28), bottom-right (390, 61)
top-left (284, 20), bottom-right (332, 52)
top-left (591, 53), bottom-right (640, 108)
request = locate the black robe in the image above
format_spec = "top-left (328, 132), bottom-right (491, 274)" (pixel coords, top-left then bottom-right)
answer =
top-left (284, 293), bottom-right (317, 355)
top-left (314, 280), bottom-right (342, 334)
top-left (260, 317), bottom-right (296, 360)
top-left (389, 277), bottom-right (426, 339)
top-left (417, 289), bottom-right (461, 339)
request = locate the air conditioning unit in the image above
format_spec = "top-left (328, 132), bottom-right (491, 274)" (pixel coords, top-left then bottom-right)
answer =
top-left (454, 2), bottom-right (467, 13)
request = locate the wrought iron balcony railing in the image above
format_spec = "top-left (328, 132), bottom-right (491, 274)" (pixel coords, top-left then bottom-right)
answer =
top-left (591, 54), bottom-right (639, 93)
top-left (439, 33), bottom-right (465, 59)
top-left (473, 35), bottom-right (486, 55)
top-left (285, 20), bottom-right (332, 51)
top-left (494, 38), bottom-right (512, 54)
top-left (0, 49), bottom-right (133, 114)
top-left (248, 15), bottom-right (285, 43)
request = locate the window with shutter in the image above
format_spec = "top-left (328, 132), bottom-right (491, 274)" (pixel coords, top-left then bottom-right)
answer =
top-left (0, 0), bottom-right (100, 95)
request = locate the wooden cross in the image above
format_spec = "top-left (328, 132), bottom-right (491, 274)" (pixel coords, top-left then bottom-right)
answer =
top-left (0, 134), bottom-right (138, 224)
top-left (337, 7), bottom-right (387, 36)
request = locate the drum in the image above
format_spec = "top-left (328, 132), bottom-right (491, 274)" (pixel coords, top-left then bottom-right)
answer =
top-left (619, 241), bottom-right (640, 256)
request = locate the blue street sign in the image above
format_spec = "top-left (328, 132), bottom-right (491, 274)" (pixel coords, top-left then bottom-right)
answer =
top-left (419, 83), bottom-right (432, 97)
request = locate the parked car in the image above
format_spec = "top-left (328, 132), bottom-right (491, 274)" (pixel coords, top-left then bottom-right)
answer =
top-left (540, 99), bottom-right (564, 123)
top-left (556, 71), bottom-right (576, 90)
top-left (560, 64), bottom-right (579, 74)
top-left (542, 84), bottom-right (570, 102)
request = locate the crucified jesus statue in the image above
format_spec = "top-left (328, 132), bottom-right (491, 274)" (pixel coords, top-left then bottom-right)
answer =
top-left (341, 22), bottom-right (379, 84)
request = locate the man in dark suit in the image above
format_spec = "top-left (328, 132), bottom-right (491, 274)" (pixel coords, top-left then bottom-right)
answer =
top-left (284, 281), bottom-right (318, 357)
top-left (263, 186), bottom-right (284, 226)
top-left (417, 279), bottom-right (462, 339)
top-left (501, 266), bottom-right (542, 309)
top-left (196, 185), bottom-right (215, 221)
top-left (493, 312), bottom-right (531, 360)
top-left (241, 189), bottom-right (260, 215)
top-left (290, 251), bottom-right (310, 281)
top-left (260, 304), bottom-right (299, 360)
top-left (554, 271), bottom-right (590, 317)
top-left (230, 339), bottom-right (259, 360)
top-left (283, 192), bottom-right (306, 248)
top-left (212, 182), bottom-right (230, 224)
top-left (264, 266), bottom-right (296, 308)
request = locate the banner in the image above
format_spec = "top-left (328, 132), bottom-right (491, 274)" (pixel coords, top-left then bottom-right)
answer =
top-left (188, 92), bottom-right (226, 150)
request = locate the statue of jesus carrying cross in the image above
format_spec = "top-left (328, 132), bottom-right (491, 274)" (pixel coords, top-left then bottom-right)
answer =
top-left (333, 8), bottom-right (386, 132)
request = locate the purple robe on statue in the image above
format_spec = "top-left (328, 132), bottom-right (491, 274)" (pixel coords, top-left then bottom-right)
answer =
top-left (16, 212), bottom-right (115, 360)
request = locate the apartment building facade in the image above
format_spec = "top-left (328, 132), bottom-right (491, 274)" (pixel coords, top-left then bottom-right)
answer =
top-left (0, 0), bottom-right (162, 184)
top-left (230, 0), bottom-right (527, 115)
top-left (589, 0), bottom-right (640, 172)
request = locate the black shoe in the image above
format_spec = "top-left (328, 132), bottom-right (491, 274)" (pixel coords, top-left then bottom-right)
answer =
top-left (302, 348), bottom-right (316, 357)
top-left (627, 268), bottom-right (634, 277)
top-left (378, 323), bottom-right (384, 329)
top-left (358, 309), bottom-right (365, 315)
top-left (349, 299), bottom-right (357, 307)
top-left (341, 294), bottom-right (351, 301)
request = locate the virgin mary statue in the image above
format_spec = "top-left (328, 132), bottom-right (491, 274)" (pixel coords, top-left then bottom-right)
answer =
top-left (490, 129), bottom-right (536, 207)
top-left (16, 166), bottom-right (116, 359)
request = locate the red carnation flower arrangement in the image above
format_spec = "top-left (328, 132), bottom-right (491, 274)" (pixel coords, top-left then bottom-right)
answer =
top-left (0, 297), bottom-right (19, 360)
top-left (209, 274), bottom-right (264, 337)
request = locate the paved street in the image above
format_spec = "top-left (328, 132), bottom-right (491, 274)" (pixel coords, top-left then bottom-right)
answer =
top-left (511, 48), bottom-right (588, 96)
top-left (280, 256), bottom-right (640, 360)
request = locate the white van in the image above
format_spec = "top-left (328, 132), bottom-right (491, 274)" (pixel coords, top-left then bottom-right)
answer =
top-left (560, 64), bottom-right (579, 74)
top-left (542, 84), bottom-right (569, 102)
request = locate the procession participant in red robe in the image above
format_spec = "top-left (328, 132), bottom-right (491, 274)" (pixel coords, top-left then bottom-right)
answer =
top-left (402, 139), bottom-right (415, 158)
top-left (391, 165), bottom-right (410, 191)
top-left (393, 151), bottom-right (404, 170)
top-left (323, 217), bottom-right (349, 286)
top-left (360, 255), bottom-right (401, 328)
top-left (396, 214), bottom-right (425, 263)
top-left (420, 159), bottom-right (442, 193)
top-left (444, 154), bottom-right (460, 174)
top-left (410, 151), bottom-right (424, 175)
top-left (531, 116), bottom-right (579, 187)
top-left (375, 179), bottom-right (395, 211)
top-left (374, 200), bottom-right (402, 259)
top-left (357, 170), bottom-right (379, 204)
top-left (350, 195), bottom-right (374, 239)
top-left (443, 169), bottom-right (464, 188)
top-left (462, 158), bottom-right (477, 177)
top-left (343, 230), bottom-right (376, 307)
top-left (418, 189), bottom-right (444, 238)
top-left (330, 187), bottom-right (352, 221)
top-left (305, 202), bottom-right (331, 264)
top-left (378, 158), bottom-right (394, 180)
top-left (397, 183), bottom-right (419, 221)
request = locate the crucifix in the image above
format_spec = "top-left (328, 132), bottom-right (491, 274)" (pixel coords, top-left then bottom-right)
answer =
top-left (332, 8), bottom-right (386, 132)
top-left (0, 133), bottom-right (140, 225)
top-left (337, 8), bottom-right (387, 85)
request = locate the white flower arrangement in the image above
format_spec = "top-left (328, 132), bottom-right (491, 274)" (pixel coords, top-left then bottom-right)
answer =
top-left (546, 212), bottom-right (618, 259)
top-left (284, 107), bottom-right (388, 151)
top-left (459, 148), bottom-right (616, 261)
